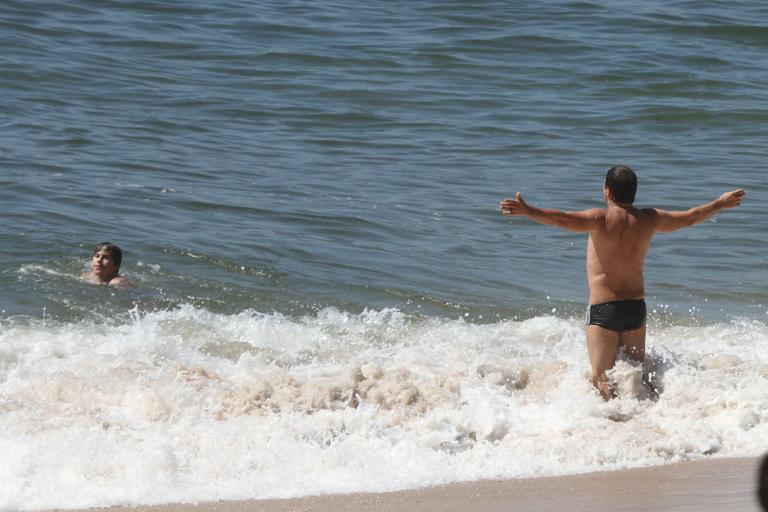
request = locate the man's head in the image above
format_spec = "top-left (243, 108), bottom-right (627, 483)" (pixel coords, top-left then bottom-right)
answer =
top-left (91, 242), bottom-right (122, 280)
top-left (605, 165), bottom-right (638, 204)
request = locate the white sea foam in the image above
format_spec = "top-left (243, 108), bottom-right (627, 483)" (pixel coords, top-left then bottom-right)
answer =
top-left (1, 307), bottom-right (767, 510)
top-left (17, 264), bottom-right (71, 278)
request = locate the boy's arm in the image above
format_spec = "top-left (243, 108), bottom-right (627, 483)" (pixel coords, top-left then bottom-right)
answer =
top-left (652, 189), bottom-right (745, 233)
top-left (500, 192), bottom-right (604, 233)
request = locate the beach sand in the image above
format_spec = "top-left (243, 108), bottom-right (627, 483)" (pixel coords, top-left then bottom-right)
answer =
top-left (53, 456), bottom-right (763, 512)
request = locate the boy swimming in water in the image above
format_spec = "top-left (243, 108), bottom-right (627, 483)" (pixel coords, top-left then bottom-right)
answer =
top-left (500, 165), bottom-right (745, 399)
top-left (81, 242), bottom-right (130, 286)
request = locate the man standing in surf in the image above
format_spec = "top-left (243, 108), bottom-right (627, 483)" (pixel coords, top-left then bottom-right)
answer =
top-left (500, 165), bottom-right (745, 399)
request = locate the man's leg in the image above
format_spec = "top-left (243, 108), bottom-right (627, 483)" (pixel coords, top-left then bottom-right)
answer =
top-left (619, 325), bottom-right (646, 363)
top-left (620, 325), bottom-right (648, 392)
top-left (586, 324), bottom-right (620, 400)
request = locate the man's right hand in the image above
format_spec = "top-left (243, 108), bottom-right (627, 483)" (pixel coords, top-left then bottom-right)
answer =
top-left (500, 192), bottom-right (529, 216)
top-left (717, 189), bottom-right (746, 209)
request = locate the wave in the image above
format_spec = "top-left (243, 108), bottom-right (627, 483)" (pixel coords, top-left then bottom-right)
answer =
top-left (1, 306), bottom-right (767, 509)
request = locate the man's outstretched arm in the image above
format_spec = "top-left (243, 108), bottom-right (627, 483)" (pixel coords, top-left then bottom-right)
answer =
top-left (500, 192), bottom-right (604, 232)
top-left (652, 189), bottom-right (745, 233)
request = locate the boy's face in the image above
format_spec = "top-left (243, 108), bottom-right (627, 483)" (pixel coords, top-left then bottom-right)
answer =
top-left (92, 248), bottom-right (118, 279)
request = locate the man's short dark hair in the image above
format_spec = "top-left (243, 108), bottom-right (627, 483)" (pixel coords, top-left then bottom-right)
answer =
top-left (92, 242), bottom-right (123, 271)
top-left (605, 165), bottom-right (638, 204)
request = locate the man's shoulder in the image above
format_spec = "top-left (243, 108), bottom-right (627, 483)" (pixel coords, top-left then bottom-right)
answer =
top-left (584, 207), bottom-right (606, 226)
top-left (635, 207), bottom-right (660, 225)
top-left (602, 206), bottom-right (657, 233)
top-left (584, 207), bottom-right (606, 220)
top-left (625, 207), bottom-right (661, 235)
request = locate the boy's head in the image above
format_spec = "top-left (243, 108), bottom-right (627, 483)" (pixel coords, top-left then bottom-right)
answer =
top-left (605, 165), bottom-right (638, 204)
top-left (92, 242), bottom-right (122, 272)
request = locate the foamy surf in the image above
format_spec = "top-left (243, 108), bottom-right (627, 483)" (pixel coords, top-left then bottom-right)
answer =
top-left (1, 306), bottom-right (766, 510)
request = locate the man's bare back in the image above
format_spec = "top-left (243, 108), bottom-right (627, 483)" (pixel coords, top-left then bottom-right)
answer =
top-left (499, 165), bottom-right (745, 399)
top-left (586, 204), bottom-right (656, 304)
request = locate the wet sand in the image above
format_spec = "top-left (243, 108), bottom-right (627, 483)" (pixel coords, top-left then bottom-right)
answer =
top-left (55, 456), bottom-right (762, 512)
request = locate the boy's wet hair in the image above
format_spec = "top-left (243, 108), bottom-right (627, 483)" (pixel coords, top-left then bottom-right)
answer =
top-left (605, 165), bottom-right (638, 204)
top-left (92, 242), bottom-right (123, 271)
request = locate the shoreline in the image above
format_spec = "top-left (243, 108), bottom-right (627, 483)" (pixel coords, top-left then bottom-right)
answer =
top-left (51, 456), bottom-right (762, 512)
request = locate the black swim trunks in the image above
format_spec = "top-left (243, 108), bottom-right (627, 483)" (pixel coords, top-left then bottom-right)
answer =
top-left (586, 299), bottom-right (646, 332)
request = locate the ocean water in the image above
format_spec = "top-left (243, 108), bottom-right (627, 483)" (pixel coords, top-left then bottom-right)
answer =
top-left (1, 0), bottom-right (767, 509)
